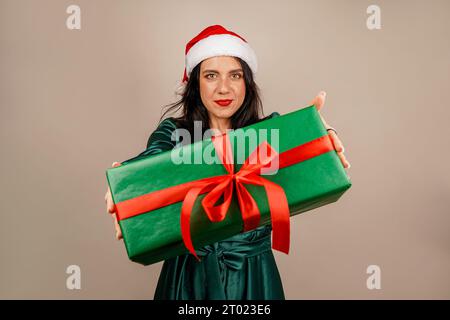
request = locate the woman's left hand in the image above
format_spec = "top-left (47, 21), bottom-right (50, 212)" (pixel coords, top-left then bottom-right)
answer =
top-left (311, 91), bottom-right (351, 169)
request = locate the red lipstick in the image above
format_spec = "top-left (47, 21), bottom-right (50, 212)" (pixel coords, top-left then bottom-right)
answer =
top-left (214, 99), bottom-right (233, 107)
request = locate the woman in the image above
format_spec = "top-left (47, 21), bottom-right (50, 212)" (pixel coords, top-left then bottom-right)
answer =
top-left (104, 25), bottom-right (350, 300)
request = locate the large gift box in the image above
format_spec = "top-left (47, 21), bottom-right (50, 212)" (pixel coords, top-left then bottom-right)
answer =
top-left (106, 105), bottom-right (352, 265)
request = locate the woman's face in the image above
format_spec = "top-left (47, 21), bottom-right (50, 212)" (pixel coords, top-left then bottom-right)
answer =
top-left (199, 56), bottom-right (246, 123)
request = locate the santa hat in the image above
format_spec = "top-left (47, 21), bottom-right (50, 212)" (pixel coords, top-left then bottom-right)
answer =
top-left (182, 25), bottom-right (258, 83)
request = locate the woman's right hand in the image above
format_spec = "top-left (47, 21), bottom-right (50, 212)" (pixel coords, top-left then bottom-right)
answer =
top-left (105, 162), bottom-right (123, 240)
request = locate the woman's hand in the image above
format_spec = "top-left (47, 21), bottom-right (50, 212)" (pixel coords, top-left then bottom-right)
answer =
top-left (105, 161), bottom-right (123, 240)
top-left (311, 91), bottom-right (351, 169)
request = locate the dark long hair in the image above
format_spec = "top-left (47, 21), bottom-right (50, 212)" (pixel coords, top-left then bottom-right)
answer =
top-left (159, 57), bottom-right (264, 137)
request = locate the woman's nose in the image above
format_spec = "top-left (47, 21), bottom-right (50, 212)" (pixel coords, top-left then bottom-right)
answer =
top-left (217, 78), bottom-right (231, 94)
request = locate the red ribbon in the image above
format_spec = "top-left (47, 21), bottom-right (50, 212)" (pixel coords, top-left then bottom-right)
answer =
top-left (115, 133), bottom-right (335, 261)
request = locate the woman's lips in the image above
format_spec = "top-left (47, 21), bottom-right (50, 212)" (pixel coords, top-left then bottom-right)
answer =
top-left (214, 99), bottom-right (233, 107)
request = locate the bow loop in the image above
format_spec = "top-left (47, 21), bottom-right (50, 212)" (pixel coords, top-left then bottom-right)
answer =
top-left (201, 175), bottom-right (234, 222)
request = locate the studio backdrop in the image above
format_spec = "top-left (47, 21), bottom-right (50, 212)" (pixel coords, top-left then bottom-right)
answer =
top-left (1, 0), bottom-right (449, 299)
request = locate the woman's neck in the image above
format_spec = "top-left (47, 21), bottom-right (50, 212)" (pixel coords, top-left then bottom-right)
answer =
top-left (209, 117), bottom-right (231, 135)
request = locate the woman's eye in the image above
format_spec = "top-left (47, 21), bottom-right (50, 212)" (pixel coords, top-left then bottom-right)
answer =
top-left (206, 74), bottom-right (216, 79)
top-left (232, 73), bottom-right (242, 79)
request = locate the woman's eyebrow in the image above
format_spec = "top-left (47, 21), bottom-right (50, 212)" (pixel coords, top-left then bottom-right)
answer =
top-left (202, 69), bottom-right (243, 74)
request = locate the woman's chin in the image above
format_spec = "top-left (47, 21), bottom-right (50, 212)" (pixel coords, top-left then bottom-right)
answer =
top-left (211, 105), bottom-right (239, 119)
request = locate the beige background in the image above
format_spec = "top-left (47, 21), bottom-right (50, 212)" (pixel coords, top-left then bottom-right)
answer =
top-left (1, 0), bottom-right (449, 299)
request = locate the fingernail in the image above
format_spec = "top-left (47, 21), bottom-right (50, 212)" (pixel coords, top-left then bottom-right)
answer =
top-left (347, 163), bottom-right (351, 169)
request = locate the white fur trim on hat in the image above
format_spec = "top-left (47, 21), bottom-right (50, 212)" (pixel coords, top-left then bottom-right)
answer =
top-left (185, 34), bottom-right (258, 77)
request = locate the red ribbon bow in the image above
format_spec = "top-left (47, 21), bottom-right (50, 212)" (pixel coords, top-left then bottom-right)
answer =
top-left (180, 133), bottom-right (290, 261)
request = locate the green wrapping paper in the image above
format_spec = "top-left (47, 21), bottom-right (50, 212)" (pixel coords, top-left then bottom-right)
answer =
top-left (106, 105), bottom-right (352, 265)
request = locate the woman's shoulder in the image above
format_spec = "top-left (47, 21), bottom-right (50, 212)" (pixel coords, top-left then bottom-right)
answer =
top-left (145, 117), bottom-right (179, 148)
top-left (267, 111), bottom-right (281, 118)
top-left (261, 111), bottom-right (281, 121)
top-left (153, 117), bottom-right (178, 132)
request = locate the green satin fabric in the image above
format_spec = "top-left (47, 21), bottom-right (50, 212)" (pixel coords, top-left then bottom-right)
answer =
top-left (122, 113), bottom-right (285, 300)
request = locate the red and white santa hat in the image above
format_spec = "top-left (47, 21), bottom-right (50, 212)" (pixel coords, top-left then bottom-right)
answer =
top-left (182, 25), bottom-right (258, 83)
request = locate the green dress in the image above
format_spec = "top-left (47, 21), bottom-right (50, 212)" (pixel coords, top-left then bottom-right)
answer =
top-left (122, 113), bottom-right (285, 300)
